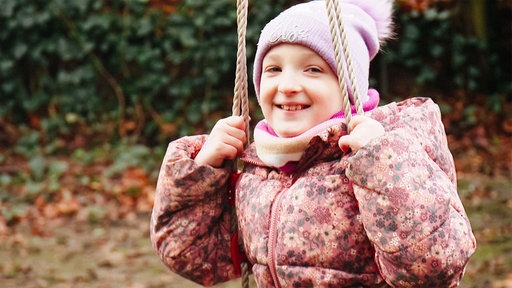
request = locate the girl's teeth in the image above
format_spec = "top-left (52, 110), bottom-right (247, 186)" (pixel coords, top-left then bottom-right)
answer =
top-left (282, 105), bottom-right (304, 111)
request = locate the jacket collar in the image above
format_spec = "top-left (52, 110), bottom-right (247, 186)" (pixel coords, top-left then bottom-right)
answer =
top-left (241, 122), bottom-right (348, 174)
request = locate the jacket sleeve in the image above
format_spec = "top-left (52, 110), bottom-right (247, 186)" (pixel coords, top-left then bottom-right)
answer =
top-left (346, 98), bottom-right (476, 288)
top-left (150, 135), bottom-right (238, 287)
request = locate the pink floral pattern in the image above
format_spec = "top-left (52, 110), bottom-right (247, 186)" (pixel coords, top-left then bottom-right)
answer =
top-left (150, 98), bottom-right (476, 287)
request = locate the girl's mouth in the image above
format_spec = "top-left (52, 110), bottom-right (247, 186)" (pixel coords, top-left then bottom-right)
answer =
top-left (278, 104), bottom-right (309, 111)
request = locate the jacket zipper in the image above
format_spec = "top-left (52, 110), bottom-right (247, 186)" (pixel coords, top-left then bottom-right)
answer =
top-left (267, 175), bottom-right (293, 288)
top-left (242, 156), bottom-right (298, 286)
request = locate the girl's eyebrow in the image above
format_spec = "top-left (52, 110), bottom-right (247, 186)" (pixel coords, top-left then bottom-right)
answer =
top-left (262, 51), bottom-right (281, 62)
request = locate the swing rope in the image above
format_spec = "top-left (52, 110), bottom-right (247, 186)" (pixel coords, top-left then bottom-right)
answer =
top-left (232, 1), bottom-right (250, 287)
top-left (232, 0), bottom-right (250, 140)
top-left (230, 1), bottom-right (362, 287)
top-left (326, 0), bottom-right (364, 126)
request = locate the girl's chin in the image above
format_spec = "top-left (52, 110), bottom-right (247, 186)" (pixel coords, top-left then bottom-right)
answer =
top-left (274, 126), bottom-right (306, 138)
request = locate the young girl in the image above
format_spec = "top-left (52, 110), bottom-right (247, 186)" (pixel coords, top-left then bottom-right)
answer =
top-left (150, 1), bottom-right (476, 287)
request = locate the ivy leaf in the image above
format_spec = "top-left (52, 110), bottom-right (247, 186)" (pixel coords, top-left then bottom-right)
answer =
top-left (29, 155), bottom-right (46, 181)
top-left (13, 42), bottom-right (28, 59)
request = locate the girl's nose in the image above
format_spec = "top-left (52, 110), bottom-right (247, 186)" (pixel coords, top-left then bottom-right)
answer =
top-left (278, 71), bottom-right (302, 95)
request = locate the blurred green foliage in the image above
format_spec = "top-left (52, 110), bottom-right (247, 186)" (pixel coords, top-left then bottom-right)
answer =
top-left (386, 3), bottom-right (511, 96)
top-left (0, 0), bottom-right (510, 146)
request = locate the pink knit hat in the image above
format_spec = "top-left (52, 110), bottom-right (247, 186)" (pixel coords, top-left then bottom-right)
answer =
top-left (253, 0), bottom-right (393, 104)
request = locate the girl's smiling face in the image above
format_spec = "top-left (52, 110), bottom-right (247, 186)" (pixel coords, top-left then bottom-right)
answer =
top-left (259, 44), bottom-right (343, 138)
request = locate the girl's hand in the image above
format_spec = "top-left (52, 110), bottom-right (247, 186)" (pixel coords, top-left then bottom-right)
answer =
top-left (195, 116), bottom-right (247, 168)
top-left (338, 115), bottom-right (385, 154)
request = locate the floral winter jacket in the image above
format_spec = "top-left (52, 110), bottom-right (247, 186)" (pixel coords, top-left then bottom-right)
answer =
top-left (150, 98), bottom-right (476, 287)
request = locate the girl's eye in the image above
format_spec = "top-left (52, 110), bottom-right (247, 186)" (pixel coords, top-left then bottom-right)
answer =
top-left (306, 67), bottom-right (322, 73)
top-left (264, 66), bottom-right (281, 73)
